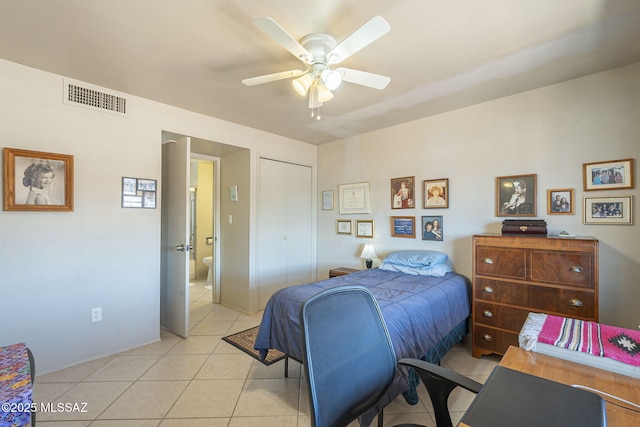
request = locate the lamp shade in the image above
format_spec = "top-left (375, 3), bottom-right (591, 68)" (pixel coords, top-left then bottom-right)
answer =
top-left (292, 73), bottom-right (314, 96)
top-left (316, 84), bottom-right (334, 103)
top-left (321, 69), bottom-right (342, 90)
top-left (360, 243), bottom-right (377, 259)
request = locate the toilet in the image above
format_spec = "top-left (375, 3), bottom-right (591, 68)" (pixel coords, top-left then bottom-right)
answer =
top-left (203, 256), bottom-right (213, 282)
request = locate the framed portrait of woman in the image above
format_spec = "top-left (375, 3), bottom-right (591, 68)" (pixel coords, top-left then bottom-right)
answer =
top-left (3, 148), bottom-right (74, 212)
top-left (390, 176), bottom-right (415, 209)
top-left (424, 178), bottom-right (449, 208)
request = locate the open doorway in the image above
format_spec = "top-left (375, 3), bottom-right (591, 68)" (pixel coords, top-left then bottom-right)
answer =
top-left (189, 156), bottom-right (220, 303)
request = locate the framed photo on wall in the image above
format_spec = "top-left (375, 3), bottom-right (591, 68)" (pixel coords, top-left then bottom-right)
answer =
top-left (423, 178), bottom-right (449, 208)
top-left (355, 220), bottom-right (374, 238)
top-left (339, 182), bottom-right (371, 214)
top-left (496, 174), bottom-right (537, 217)
top-left (336, 219), bottom-right (352, 235)
top-left (421, 215), bottom-right (443, 241)
top-left (583, 196), bottom-right (633, 224)
top-left (3, 147), bottom-right (74, 212)
top-left (547, 188), bottom-right (574, 215)
top-left (583, 158), bottom-right (634, 191)
top-left (322, 190), bottom-right (334, 210)
top-left (390, 216), bottom-right (416, 238)
top-left (390, 176), bottom-right (415, 209)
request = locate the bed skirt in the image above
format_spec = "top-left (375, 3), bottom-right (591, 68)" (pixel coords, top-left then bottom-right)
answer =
top-left (402, 319), bottom-right (468, 404)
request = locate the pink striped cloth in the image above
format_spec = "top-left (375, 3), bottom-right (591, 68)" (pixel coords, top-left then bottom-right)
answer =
top-left (538, 315), bottom-right (640, 367)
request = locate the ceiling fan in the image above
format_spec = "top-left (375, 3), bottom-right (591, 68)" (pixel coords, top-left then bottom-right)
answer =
top-left (242, 16), bottom-right (391, 119)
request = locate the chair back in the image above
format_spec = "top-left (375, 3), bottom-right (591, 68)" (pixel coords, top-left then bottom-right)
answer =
top-left (301, 286), bottom-right (397, 427)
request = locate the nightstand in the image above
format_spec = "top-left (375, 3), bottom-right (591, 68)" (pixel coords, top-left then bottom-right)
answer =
top-left (329, 267), bottom-right (360, 278)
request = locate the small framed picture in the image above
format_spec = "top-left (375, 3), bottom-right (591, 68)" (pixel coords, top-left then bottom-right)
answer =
top-left (3, 147), bottom-right (74, 212)
top-left (583, 158), bottom-right (634, 191)
top-left (583, 196), bottom-right (633, 225)
top-left (322, 190), bottom-right (334, 210)
top-left (496, 174), bottom-right (537, 217)
top-left (424, 178), bottom-right (449, 208)
top-left (421, 216), bottom-right (444, 241)
top-left (547, 188), bottom-right (574, 215)
top-left (390, 176), bottom-right (415, 209)
top-left (336, 219), bottom-right (352, 235)
top-left (355, 220), bottom-right (374, 238)
top-left (390, 216), bottom-right (416, 238)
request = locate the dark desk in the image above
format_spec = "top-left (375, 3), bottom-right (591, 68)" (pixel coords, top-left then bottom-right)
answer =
top-left (460, 346), bottom-right (640, 427)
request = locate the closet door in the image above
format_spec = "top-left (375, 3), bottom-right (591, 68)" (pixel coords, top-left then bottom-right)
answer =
top-left (257, 158), bottom-right (313, 308)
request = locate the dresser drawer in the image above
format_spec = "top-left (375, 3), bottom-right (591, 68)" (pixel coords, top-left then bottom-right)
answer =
top-left (475, 246), bottom-right (526, 280)
top-left (528, 287), bottom-right (595, 319)
top-left (530, 250), bottom-right (594, 288)
top-left (474, 279), bottom-right (528, 306)
top-left (473, 302), bottom-right (530, 332)
top-left (472, 325), bottom-right (519, 357)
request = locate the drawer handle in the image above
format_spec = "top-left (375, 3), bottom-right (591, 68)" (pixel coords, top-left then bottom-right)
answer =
top-left (483, 286), bottom-right (494, 294)
top-left (483, 334), bottom-right (493, 342)
top-left (569, 299), bottom-right (583, 307)
top-left (570, 265), bottom-right (583, 273)
top-left (483, 258), bottom-right (494, 265)
top-left (483, 310), bottom-right (493, 318)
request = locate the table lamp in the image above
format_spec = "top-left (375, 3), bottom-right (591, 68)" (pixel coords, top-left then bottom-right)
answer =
top-left (360, 243), bottom-right (377, 269)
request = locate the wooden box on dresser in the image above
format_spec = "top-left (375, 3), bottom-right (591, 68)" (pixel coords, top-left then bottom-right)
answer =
top-left (472, 234), bottom-right (599, 358)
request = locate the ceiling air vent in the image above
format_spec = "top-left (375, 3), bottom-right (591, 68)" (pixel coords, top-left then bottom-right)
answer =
top-left (63, 80), bottom-right (127, 116)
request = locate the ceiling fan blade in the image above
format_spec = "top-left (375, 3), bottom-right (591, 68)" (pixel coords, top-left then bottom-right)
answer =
top-left (327, 16), bottom-right (390, 64)
top-left (336, 68), bottom-right (391, 90)
top-left (242, 70), bottom-right (305, 86)
top-left (253, 17), bottom-right (313, 63)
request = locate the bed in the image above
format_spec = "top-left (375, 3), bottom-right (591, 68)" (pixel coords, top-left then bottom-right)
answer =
top-left (254, 250), bottom-right (471, 425)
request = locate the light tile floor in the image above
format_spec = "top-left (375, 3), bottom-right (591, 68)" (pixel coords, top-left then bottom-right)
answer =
top-left (33, 281), bottom-right (500, 426)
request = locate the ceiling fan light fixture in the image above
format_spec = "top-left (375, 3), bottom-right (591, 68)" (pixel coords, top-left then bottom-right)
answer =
top-left (317, 84), bottom-right (334, 102)
top-left (292, 73), bottom-right (313, 96)
top-left (321, 69), bottom-right (342, 90)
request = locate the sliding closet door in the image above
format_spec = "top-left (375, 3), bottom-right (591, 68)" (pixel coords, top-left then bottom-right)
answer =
top-left (257, 158), bottom-right (313, 309)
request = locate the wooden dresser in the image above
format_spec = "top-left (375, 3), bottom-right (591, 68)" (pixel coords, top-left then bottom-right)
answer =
top-left (472, 234), bottom-right (599, 358)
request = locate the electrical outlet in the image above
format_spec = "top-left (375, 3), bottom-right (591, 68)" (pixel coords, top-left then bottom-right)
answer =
top-left (91, 307), bottom-right (102, 323)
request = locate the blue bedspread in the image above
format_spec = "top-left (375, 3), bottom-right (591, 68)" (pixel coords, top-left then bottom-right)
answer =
top-left (254, 268), bottom-right (470, 424)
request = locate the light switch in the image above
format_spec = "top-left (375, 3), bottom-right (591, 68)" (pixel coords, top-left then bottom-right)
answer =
top-left (228, 214), bottom-right (233, 224)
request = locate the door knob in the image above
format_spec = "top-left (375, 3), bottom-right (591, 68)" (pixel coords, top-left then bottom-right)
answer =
top-left (175, 244), bottom-right (190, 252)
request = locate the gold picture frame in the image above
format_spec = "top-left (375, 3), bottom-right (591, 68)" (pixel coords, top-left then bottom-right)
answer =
top-left (583, 158), bottom-right (634, 191)
top-left (423, 178), bottom-right (449, 208)
top-left (355, 219), bottom-right (374, 238)
top-left (583, 196), bottom-right (633, 225)
top-left (496, 174), bottom-right (537, 217)
top-left (3, 147), bottom-right (74, 212)
top-left (547, 188), bottom-right (574, 215)
top-left (336, 219), bottom-right (352, 235)
top-left (390, 216), bottom-right (416, 238)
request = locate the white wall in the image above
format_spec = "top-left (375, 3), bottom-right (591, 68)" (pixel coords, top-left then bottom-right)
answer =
top-left (317, 62), bottom-right (640, 330)
top-left (0, 59), bottom-right (316, 374)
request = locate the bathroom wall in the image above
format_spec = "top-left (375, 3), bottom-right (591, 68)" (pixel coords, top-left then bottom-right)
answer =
top-left (195, 160), bottom-right (214, 280)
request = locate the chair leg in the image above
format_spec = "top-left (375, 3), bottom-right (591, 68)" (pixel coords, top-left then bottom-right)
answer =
top-left (420, 371), bottom-right (457, 427)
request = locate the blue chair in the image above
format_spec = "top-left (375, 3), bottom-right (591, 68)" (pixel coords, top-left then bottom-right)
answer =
top-left (300, 285), bottom-right (482, 427)
top-left (300, 286), bottom-right (397, 427)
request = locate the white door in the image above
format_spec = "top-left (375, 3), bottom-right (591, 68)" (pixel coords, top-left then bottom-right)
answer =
top-left (257, 158), bottom-right (313, 308)
top-left (160, 137), bottom-right (190, 337)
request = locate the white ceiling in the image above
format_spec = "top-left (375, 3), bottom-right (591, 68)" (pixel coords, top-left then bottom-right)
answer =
top-left (1, 0), bottom-right (639, 145)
